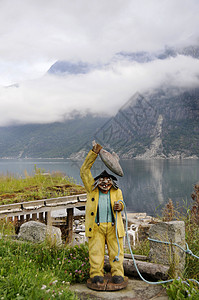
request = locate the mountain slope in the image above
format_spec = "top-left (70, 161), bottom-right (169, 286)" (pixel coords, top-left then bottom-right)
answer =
top-left (0, 88), bottom-right (199, 159)
top-left (91, 87), bottom-right (199, 159)
top-left (0, 115), bottom-right (109, 158)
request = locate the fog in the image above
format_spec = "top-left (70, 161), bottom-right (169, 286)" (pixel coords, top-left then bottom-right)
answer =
top-left (0, 0), bottom-right (199, 126)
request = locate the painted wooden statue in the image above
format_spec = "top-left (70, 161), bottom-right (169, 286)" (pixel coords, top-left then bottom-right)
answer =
top-left (80, 142), bottom-right (128, 290)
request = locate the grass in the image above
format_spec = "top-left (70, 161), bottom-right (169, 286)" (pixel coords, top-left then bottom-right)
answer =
top-left (182, 215), bottom-right (199, 281)
top-left (0, 235), bottom-right (90, 299)
top-left (161, 198), bottom-right (199, 282)
top-left (126, 197), bottom-right (199, 298)
top-left (160, 196), bottom-right (199, 299)
top-left (0, 166), bottom-right (85, 205)
top-left (1, 170), bottom-right (199, 298)
top-left (124, 238), bottom-right (150, 257)
top-left (165, 211), bottom-right (199, 299)
top-left (0, 169), bottom-right (87, 299)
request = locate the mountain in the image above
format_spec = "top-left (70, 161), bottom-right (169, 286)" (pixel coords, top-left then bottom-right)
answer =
top-left (90, 87), bottom-right (199, 159)
top-left (0, 88), bottom-right (199, 160)
top-left (0, 115), bottom-right (109, 158)
top-left (48, 61), bottom-right (91, 75)
top-left (48, 44), bottom-right (199, 75)
top-left (117, 44), bottom-right (199, 63)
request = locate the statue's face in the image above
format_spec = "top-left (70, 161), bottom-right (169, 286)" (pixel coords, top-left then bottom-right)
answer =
top-left (98, 177), bottom-right (113, 193)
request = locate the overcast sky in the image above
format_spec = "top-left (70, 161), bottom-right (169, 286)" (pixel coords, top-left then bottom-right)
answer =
top-left (0, 0), bottom-right (199, 126)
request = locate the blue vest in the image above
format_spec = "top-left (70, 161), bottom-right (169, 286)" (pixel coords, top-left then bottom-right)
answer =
top-left (95, 190), bottom-right (114, 223)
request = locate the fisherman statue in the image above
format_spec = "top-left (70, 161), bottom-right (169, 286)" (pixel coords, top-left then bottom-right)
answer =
top-left (80, 141), bottom-right (128, 290)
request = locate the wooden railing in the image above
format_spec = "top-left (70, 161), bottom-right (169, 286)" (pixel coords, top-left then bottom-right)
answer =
top-left (0, 193), bottom-right (87, 242)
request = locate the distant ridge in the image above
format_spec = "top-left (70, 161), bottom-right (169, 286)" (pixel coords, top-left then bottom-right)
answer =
top-left (72, 87), bottom-right (199, 159)
top-left (0, 115), bottom-right (109, 159)
top-left (0, 87), bottom-right (199, 159)
top-left (48, 61), bottom-right (91, 75)
top-left (48, 44), bottom-right (199, 76)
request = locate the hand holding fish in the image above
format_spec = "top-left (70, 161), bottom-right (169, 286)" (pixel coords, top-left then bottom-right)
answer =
top-left (113, 202), bottom-right (123, 212)
top-left (92, 140), bottom-right (124, 177)
top-left (92, 140), bottom-right (103, 154)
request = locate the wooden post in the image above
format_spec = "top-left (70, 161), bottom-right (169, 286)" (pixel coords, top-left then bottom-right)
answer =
top-left (13, 216), bottom-right (19, 234)
top-left (66, 208), bottom-right (73, 243)
top-left (39, 212), bottom-right (44, 222)
top-left (26, 214), bottom-right (30, 222)
top-left (45, 212), bottom-right (48, 224)
top-left (7, 216), bottom-right (13, 223)
top-left (13, 216), bottom-right (18, 226)
top-left (104, 256), bottom-right (169, 281)
top-left (32, 213), bottom-right (37, 221)
top-left (45, 211), bottom-right (53, 225)
top-left (20, 215), bottom-right (24, 225)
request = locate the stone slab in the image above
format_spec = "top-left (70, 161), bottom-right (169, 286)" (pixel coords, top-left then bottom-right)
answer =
top-left (70, 278), bottom-right (168, 300)
top-left (149, 221), bottom-right (186, 275)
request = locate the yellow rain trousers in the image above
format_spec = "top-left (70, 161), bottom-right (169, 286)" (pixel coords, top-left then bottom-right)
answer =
top-left (88, 222), bottom-right (124, 278)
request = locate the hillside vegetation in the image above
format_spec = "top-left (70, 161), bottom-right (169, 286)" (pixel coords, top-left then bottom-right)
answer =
top-left (0, 167), bottom-right (85, 205)
top-left (0, 115), bottom-right (108, 158)
top-left (0, 87), bottom-right (199, 159)
top-left (92, 87), bottom-right (199, 159)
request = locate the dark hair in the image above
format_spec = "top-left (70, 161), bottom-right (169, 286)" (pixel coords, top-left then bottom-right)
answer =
top-left (94, 170), bottom-right (117, 181)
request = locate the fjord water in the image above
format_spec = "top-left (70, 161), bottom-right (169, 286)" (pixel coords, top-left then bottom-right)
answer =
top-left (0, 158), bottom-right (198, 217)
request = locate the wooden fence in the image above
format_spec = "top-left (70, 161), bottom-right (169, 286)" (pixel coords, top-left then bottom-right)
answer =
top-left (0, 193), bottom-right (87, 242)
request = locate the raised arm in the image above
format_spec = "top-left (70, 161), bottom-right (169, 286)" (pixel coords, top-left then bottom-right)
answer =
top-left (80, 142), bottom-right (102, 192)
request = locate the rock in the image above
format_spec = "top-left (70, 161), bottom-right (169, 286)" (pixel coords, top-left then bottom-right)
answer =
top-left (123, 213), bottom-right (160, 247)
top-left (138, 224), bottom-right (151, 241)
top-left (149, 221), bottom-right (186, 276)
top-left (70, 277), bottom-right (168, 299)
top-left (18, 221), bottom-right (62, 246)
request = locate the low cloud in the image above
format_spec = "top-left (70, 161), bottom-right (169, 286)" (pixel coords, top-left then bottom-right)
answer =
top-left (0, 0), bottom-right (199, 126)
top-left (0, 54), bottom-right (199, 126)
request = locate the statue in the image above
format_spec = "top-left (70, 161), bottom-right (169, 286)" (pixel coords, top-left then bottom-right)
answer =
top-left (80, 142), bottom-right (128, 290)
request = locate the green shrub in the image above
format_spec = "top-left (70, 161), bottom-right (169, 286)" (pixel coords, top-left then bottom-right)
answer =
top-left (0, 239), bottom-right (90, 299)
top-left (161, 199), bottom-right (199, 298)
top-left (165, 278), bottom-right (199, 300)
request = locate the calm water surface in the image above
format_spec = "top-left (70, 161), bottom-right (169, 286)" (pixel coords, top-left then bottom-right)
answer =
top-left (0, 158), bottom-right (199, 216)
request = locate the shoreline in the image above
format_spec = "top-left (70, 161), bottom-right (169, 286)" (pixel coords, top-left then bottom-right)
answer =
top-left (0, 156), bottom-right (199, 160)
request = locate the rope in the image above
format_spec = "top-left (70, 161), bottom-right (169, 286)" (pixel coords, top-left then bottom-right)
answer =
top-left (113, 203), bottom-right (120, 262)
top-left (113, 200), bottom-right (199, 286)
top-left (148, 238), bottom-right (199, 260)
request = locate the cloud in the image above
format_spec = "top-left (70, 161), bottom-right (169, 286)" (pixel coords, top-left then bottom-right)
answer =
top-left (0, 0), bottom-right (199, 64)
top-left (0, 54), bottom-right (199, 126)
top-left (0, 0), bottom-right (199, 125)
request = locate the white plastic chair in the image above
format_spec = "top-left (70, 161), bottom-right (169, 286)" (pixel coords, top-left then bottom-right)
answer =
top-left (126, 224), bottom-right (139, 246)
top-left (79, 232), bottom-right (86, 243)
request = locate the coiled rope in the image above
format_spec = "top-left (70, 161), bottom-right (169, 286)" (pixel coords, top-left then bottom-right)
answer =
top-left (114, 200), bottom-right (199, 286)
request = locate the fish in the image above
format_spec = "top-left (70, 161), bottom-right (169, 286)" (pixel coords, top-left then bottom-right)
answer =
top-left (99, 148), bottom-right (124, 177)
